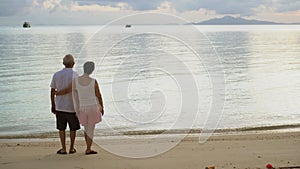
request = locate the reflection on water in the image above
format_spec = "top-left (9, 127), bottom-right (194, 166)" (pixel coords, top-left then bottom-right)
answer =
top-left (0, 25), bottom-right (300, 136)
top-left (210, 30), bottom-right (300, 127)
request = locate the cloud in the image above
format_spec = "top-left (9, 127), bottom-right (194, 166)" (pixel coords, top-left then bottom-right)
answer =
top-left (71, 1), bottom-right (132, 12)
top-left (33, 0), bottom-right (74, 12)
top-left (73, 0), bottom-right (162, 11)
top-left (0, 0), bottom-right (32, 16)
top-left (171, 0), bottom-right (275, 16)
top-left (71, 0), bottom-right (268, 16)
top-left (273, 0), bottom-right (300, 13)
top-left (71, 4), bottom-right (122, 12)
top-left (156, 1), bottom-right (176, 12)
top-left (1, 0), bottom-right (300, 18)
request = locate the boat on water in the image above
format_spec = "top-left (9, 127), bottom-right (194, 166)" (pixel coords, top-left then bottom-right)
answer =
top-left (125, 24), bottom-right (131, 28)
top-left (23, 22), bottom-right (31, 28)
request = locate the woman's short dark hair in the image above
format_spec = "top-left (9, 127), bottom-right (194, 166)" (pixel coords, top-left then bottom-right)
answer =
top-left (83, 61), bottom-right (95, 74)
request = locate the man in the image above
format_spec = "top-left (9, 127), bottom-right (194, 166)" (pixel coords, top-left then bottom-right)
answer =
top-left (50, 54), bottom-right (80, 155)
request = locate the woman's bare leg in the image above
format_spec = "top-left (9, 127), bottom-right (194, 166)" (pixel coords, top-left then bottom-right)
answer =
top-left (84, 124), bottom-right (96, 153)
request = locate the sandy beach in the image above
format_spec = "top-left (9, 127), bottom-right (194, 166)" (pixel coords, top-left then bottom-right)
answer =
top-left (0, 131), bottom-right (299, 169)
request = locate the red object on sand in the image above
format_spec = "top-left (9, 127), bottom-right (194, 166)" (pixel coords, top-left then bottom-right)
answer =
top-left (266, 163), bottom-right (273, 169)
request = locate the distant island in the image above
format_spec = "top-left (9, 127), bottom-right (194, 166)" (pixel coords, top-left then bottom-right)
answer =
top-left (192, 16), bottom-right (299, 25)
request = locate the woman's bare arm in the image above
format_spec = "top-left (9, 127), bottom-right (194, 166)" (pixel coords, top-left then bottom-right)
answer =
top-left (95, 80), bottom-right (104, 115)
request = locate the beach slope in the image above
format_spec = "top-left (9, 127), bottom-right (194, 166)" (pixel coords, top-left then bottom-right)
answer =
top-left (0, 132), bottom-right (299, 169)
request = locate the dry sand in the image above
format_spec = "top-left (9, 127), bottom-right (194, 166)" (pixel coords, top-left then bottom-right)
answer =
top-left (0, 132), bottom-right (299, 169)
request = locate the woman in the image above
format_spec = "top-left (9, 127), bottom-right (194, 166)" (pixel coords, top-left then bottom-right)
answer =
top-left (56, 61), bottom-right (104, 155)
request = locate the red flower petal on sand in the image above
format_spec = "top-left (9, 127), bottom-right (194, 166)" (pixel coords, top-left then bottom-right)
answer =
top-left (266, 163), bottom-right (273, 169)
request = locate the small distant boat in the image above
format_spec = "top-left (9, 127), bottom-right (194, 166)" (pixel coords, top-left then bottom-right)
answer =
top-left (23, 22), bottom-right (31, 28)
top-left (125, 24), bottom-right (131, 28)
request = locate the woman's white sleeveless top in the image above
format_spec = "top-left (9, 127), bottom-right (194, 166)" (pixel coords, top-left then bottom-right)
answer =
top-left (75, 77), bottom-right (98, 107)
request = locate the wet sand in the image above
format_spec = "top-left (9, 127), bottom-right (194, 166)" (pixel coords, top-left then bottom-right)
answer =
top-left (0, 132), bottom-right (300, 169)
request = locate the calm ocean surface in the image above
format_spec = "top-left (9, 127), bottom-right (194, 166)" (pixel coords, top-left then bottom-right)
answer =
top-left (0, 25), bottom-right (300, 136)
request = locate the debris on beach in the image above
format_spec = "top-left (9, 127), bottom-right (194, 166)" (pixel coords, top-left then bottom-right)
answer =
top-left (266, 163), bottom-right (300, 169)
top-left (205, 165), bottom-right (215, 169)
top-left (266, 163), bottom-right (274, 169)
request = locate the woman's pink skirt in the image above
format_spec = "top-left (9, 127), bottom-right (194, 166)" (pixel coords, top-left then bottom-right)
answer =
top-left (77, 104), bottom-right (102, 126)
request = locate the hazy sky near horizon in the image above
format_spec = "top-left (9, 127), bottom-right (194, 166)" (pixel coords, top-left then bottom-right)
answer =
top-left (0, 0), bottom-right (300, 25)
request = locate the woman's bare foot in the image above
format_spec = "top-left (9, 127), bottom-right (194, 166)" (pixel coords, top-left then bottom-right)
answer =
top-left (85, 150), bottom-right (97, 155)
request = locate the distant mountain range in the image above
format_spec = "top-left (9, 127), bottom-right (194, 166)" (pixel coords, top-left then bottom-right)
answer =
top-left (192, 16), bottom-right (299, 25)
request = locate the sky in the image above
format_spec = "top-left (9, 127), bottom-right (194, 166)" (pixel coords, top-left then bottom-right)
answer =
top-left (0, 0), bottom-right (300, 25)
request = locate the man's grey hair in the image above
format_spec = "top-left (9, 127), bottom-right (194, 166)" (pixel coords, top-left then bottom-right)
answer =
top-left (63, 54), bottom-right (75, 67)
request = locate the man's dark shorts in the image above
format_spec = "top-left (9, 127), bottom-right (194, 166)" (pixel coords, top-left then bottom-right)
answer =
top-left (56, 111), bottom-right (80, 131)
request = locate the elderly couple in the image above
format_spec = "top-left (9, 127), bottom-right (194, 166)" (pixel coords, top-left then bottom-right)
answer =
top-left (50, 54), bottom-right (104, 155)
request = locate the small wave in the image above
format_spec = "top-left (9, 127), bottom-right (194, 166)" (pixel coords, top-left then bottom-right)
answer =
top-left (1, 124), bottom-right (300, 139)
top-left (120, 124), bottom-right (300, 135)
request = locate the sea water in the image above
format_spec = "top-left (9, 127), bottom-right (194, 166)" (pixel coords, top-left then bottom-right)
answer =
top-left (0, 25), bottom-right (299, 136)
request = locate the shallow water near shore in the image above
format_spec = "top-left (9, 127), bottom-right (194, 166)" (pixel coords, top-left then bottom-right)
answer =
top-left (0, 25), bottom-right (300, 137)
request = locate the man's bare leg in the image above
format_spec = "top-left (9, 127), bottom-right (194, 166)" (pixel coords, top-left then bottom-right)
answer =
top-left (69, 130), bottom-right (76, 152)
top-left (59, 130), bottom-right (66, 153)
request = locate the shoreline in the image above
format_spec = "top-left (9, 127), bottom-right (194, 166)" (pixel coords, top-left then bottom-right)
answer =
top-left (0, 131), bottom-right (299, 169)
top-left (1, 123), bottom-right (300, 140)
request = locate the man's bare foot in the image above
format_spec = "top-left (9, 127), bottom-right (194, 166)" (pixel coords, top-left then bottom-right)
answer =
top-left (57, 149), bottom-right (67, 155)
